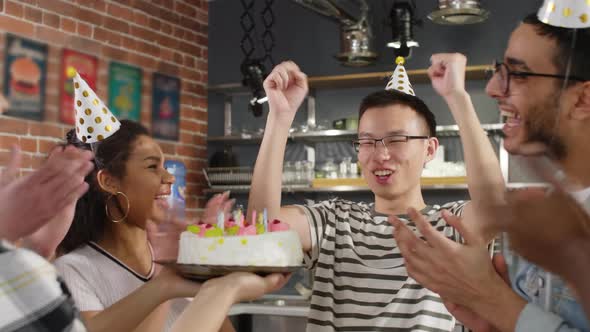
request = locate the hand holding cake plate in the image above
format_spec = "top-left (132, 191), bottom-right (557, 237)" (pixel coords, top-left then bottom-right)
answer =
top-left (153, 262), bottom-right (301, 282)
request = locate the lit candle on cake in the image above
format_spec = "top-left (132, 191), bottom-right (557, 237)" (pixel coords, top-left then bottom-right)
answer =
top-left (257, 211), bottom-right (263, 225)
top-left (255, 210), bottom-right (265, 234)
top-left (217, 211), bottom-right (224, 232)
top-left (233, 210), bottom-right (240, 225)
top-left (263, 208), bottom-right (268, 232)
top-left (238, 209), bottom-right (245, 227)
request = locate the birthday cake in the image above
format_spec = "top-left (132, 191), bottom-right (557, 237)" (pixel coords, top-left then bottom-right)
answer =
top-left (177, 210), bottom-right (303, 267)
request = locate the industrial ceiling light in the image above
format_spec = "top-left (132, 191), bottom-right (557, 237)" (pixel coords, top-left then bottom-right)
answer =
top-left (293, 0), bottom-right (378, 66)
top-left (335, 13), bottom-right (378, 66)
top-left (387, 0), bottom-right (419, 58)
top-left (428, 0), bottom-right (489, 25)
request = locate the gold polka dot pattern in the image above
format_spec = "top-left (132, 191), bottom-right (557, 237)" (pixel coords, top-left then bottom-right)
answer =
top-left (73, 72), bottom-right (121, 144)
top-left (385, 56), bottom-right (415, 96)
top-left (537, 0), bottom-right (590, 28)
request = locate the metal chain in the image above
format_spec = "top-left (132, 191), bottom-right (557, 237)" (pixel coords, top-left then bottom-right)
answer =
top-left (261, 0), bottom-right (275, 68)
top-left (240, 0), bottom-right (256, 60)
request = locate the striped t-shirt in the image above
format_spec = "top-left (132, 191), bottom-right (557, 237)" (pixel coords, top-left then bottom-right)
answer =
top-left (297, 198), bottom-right (467, 332)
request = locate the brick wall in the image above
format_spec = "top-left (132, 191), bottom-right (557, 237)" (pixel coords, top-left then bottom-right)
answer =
top-left (0, 0), bottom-right (208, 218)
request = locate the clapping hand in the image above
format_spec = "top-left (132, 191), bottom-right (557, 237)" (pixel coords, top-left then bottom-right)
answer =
top-left (0, 145), bottom-right (93, 242)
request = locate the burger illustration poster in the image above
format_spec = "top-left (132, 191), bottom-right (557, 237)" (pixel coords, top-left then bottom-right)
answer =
top-left (151, 73), bottom-right (180, 141)
top-left (107, 62), bottom-right (142, 122)
top-left (3, 34), bottom-right (48, 121)
top-left (60, 49), bottom-right (98, 125)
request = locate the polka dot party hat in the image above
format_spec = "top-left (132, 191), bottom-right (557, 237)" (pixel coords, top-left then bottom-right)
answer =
top-left (537, 0), bottom-right (590, 28)
top-left (73, 70), bottom-right (120, 144)
top-left (385, 56), bottom-right (415, 96)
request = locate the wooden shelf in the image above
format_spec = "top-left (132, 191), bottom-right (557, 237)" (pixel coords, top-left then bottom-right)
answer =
top-left (204, 184), bottom-right (468, 194)
top-left (203, 182), bottom-right (546, 195)
top-left (208, 65), bottom-right (491, 94)
top-left (306, 65), bottom-right (490, 89)
top-left (208, 124), bottom-right (504, 144)
top-left (208, 129), bottom-right (356, 144)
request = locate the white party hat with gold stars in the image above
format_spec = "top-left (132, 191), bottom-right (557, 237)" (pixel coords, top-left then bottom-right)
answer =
top-left (385, 56), bottom-right (415, 96)
top-left (537, 0), bottom-right (590, 28)
top-left (72, 68), bottom-right (120, 143)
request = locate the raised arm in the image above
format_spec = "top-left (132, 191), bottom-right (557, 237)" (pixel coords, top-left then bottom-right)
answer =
top-left (246, 61), bottom-right (312, 250)
top-left (429, 53), bottom-right (505, 241)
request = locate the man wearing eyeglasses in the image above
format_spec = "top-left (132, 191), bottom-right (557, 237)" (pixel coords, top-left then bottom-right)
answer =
top-left (247, 54), bottom-right (504, 330)
top-left (391, 13), bottom-right (590, 332)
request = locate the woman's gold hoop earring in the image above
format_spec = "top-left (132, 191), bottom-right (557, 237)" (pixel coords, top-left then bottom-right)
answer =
top-left (105, 191), bottom-right (130, 223)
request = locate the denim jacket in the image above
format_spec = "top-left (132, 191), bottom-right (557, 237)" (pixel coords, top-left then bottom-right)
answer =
top-left (509, 255), bottom-right (589, 332)
top-left (507, 187), bottom-right (590, 332)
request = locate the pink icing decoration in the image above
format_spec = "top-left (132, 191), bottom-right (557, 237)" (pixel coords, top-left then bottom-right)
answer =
top-left (225, 220), bottom-right (236, 228)
top-left (197, 223), bottom-right (213, 237)
top-left (238, 225), bottom-right (257, 236)
top-left (270, 219), bottom-right (290, 232)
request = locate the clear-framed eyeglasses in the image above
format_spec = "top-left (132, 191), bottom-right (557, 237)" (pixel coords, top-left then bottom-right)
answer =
top-left (352, 134), bottom-right (429, 153)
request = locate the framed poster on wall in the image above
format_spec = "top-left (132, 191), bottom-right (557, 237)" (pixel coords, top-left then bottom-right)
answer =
top-left (108, 62), bottom-right (142, 121)
top-left (164, 160), bottom-right (186, 220)
top-left (3, 34), bottom-right (48, 121)
top-left (151, 73), bottom-right (180, 141)
top-left (60, 49), bottom-right (98, 125)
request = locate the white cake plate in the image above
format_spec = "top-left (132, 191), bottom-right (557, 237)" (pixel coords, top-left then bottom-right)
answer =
top-left (154, 260), bottom-right (304, 281)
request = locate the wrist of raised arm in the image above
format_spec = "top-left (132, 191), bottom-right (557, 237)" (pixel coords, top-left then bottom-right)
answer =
top-left (266, 112), bottom-right (295, 131)
top-left (444, 91), bottom-right (479, 121)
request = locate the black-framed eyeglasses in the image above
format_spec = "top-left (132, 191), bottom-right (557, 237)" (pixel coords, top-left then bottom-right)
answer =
top-left (485, 60), bottom-right (587, 95)
top-left (352, 135), bottom-right (429, 153)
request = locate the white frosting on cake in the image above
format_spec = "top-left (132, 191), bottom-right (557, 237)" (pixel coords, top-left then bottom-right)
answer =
top-left (177, 230), bottom-right (304, 266)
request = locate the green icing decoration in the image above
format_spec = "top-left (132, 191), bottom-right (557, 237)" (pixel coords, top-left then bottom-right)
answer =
top-left (187, 225), bottom-right (201, 234)
top-left (205, 227), bottom-right (224, 237)
top-left (226, 225), bottom-right (240, 236)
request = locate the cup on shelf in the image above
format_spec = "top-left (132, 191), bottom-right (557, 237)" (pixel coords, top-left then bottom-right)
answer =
top-left (322, 159), bottom-right (338, 179)
top-left (339, 157), bottom-right (351, 178)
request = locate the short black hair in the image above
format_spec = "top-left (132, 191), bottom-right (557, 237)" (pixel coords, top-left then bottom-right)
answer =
top-left (358, 90), bottom-right (437, 137)
top-left (523, 13), bottom-right (590, 82)
top-left (57, 120), bottom-right (150, 255)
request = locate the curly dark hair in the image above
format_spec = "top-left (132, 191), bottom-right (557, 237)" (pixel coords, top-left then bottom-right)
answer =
top-left (57, 120), bottom-right (150, 255)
